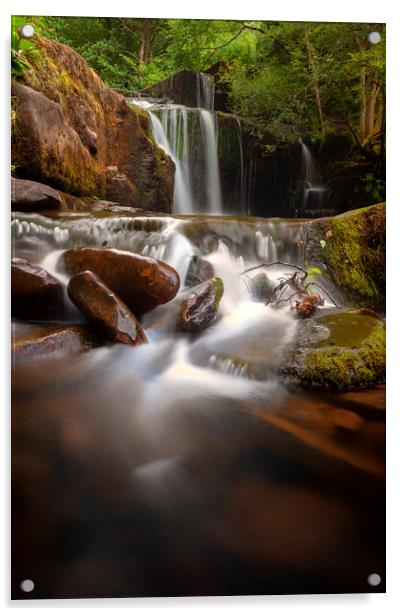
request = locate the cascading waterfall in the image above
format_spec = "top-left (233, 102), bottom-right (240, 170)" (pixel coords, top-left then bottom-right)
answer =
top-left (196, 72), bottom-right (215, 110)
top-left (299, 138), bottom-right (329, 211)
top-left (199, 109), bottom-right (223, 214)
top-left (128, 71), bottom-right (255, 216)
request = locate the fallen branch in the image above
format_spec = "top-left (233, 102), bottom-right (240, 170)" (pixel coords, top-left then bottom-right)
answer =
top-left (241, 260), bottom-right (342, 316)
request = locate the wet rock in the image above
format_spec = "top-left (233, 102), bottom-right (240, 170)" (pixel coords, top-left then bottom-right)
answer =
top-left (250, 273), bottom-right (275, 302)
top-left (185, 256), bottom-right (215, 287)
top-left (327, 409), bottom-right (364, 435)
top-left (12, 324), bottom-right (101, 361)
top-left (179, 277), bottom-right (224, 332)
top-left (12, 258), bottom-right (64, 320)
top-left (280, 310), bottom-right (386, 390)
top-left (11, 178), bottom-right (62, 212)
top-left (91, 200), bottom-right (141, 215)
top-left (61, 247), bottom-right (180, 314)
top-left (68, 271), bottom-right (148, 346)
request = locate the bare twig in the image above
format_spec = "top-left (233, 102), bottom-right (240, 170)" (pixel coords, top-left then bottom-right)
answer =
top-left (241, 261), bottom-right (308, 277)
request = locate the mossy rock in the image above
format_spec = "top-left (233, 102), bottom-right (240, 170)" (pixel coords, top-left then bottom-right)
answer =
top-left (12, 36), bottom-right (175, 211)
top-left (281, 310), bottom-right (385, 390)
top-left (305, 204), bottom-right (385, 311)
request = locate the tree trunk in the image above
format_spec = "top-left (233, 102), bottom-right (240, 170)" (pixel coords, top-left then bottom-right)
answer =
top-left (304, 29), bottom-right (325, 137)
top-left (354, 32), bottom-right (367, 143)
top-left (139, 19), bottom-right (154, 65)
top-left (366, 76), bottom-right (380, 137)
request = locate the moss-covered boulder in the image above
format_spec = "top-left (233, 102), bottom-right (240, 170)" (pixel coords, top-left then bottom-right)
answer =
top-left (12, 36), bottom-right (174, 211)
top-left (305, 203), bottom-right (385, 311)
top-left (281, 310), bottom-right (385, 390)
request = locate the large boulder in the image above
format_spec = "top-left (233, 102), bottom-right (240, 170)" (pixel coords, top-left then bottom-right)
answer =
top-left (68, 271), bottom-right (148, 346)
top-left (12, 258), bottom-right (64, 320)
top-left (305, 204), bottom-right (385, 311)
top-left (11, 178), bottom-right (62, 211)
top-left (12, 36), bottom-right (174, 211)
top-left (60, 247), bottom-right (180, 315)
top-left (12, 324), bottom-right (101, 361)
top-left (179, 277), bottom-right (224, 332)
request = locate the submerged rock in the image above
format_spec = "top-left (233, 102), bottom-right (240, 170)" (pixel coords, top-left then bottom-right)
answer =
top-left (179, 277), bottom-right (224, 332)
top-left (12, 258), bottom-right (64, 320)
top-left (281, 310), bottom-right (385, 390)
top-left (184, 256), bottom-right (215, 287)
top-left (61, 247), bottom-right (180, 314)
top-left (11, 178), bottom-right (62, 212)
top-left (249, 272), bottom-right (275, 303)
top-left (68, 271), bottom-right (148, 346)
top-left (12, 324), bottom-right (101, 361)
top-left (327, 409), bottom-right (364, 435)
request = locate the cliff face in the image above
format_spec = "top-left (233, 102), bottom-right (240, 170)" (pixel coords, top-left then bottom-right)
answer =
top-left (12, 37), bottom-right (174, 212)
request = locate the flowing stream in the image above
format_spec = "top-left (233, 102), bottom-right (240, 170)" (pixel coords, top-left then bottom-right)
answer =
top-left (12, 209), bottom-right (385, 597)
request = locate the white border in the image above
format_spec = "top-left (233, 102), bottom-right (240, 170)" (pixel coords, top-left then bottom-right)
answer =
top-left (2, 1), bottom-right (402, 614)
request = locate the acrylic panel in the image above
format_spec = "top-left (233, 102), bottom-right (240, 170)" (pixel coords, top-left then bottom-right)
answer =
top-left (11, 15), bottom-right (386, 599)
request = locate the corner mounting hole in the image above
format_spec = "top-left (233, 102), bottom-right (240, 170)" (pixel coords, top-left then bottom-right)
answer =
top-left (20, 579), bottom-right (34, 593)
top-left (367, 573), bottom-right (381, 587)
top-left (368, 32), bottom-right (381, 44)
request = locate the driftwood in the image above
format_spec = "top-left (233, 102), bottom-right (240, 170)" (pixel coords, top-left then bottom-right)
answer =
top-left (241, 261), bottom-right (340, 317)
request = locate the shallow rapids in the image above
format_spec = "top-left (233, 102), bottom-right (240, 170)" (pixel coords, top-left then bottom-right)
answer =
top-left (11, 211), bottom-right (384, 598)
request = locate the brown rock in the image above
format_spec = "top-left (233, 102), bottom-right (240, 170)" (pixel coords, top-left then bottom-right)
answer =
top-left (12, 37), bottom-right (175, 211)
top-left (11, 178), bottom-right (62, 212)
top-left (61, 247), bottom-right (180, 314)
top-left (12, 258), bottom-right (64, 320)
top-left (12, 324), bottom-right (101, 361)
top-left (68, 271), bottom-right (148, 346)
top-left (179, 277), bottom-right (224, 332)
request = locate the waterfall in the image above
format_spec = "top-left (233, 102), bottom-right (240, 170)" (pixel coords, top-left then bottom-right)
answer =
top-left (196, 72), bottom-right (215, 110)
top-left (129, 96), bottom-right (224, 215)
top-left (299, 139), bottom-right (329, 212)
top-left (199, 110), bottom-right (223, 214)
top-left (127, 71), bottom-right (258, 216)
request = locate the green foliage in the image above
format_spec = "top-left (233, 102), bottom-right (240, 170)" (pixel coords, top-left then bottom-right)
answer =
top-left (11, 16), bottom-right (40, 78)
top-left (363, 173), bottom-right (385, 202)
top-left (15, 15), bottom-right (385, 196)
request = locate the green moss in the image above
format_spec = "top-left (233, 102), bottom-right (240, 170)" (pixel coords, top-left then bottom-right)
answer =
top-left (307, 204), bottom-right (385, 310)
top-left (213, 277), bottom-right (224, 309)
top-left (297, 323), bottom-right (385, 390)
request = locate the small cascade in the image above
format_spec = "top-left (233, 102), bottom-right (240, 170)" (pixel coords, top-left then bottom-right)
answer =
top-left (299, 139), bottom-right (330, 214)
top-left (199, 110), bottom-right (223, 213)
top-left (12, 212), bottom-right (307, 268)
top-left (196, 72), bottom-right (215, 110)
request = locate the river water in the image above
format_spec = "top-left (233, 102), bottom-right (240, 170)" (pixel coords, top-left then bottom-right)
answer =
top-left (12, 210), bottom-right (385, 598)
